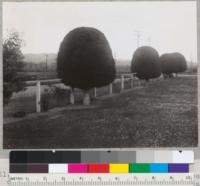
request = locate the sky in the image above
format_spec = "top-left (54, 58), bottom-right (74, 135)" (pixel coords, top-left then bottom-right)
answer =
top-left (3, 1), bottom-right (197, 63)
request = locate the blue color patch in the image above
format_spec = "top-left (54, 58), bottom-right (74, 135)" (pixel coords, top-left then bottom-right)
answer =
top-left (150, 164), bottom-right (168, 173)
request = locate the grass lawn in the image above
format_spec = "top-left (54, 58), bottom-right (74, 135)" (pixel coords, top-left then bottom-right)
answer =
top-left (3, 76), bottom-right (198, 149)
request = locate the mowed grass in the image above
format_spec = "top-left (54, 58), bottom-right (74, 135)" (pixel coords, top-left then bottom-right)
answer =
top-left (3, 76), bottom-right (197, 148)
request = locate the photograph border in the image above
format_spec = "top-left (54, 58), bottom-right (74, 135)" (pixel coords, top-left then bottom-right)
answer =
top-left (0, 0), bottom-right (199, 155)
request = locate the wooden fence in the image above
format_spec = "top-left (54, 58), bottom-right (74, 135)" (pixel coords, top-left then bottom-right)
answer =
top-left (23, 73), bottom-right (197, 113)
top-left (25, 73), bottom-right (142, 113)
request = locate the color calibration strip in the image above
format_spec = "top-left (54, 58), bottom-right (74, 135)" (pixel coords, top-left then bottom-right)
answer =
top-left (10, 150), bottom-right (194, 163)
top-left (10, 163), bottom-right (189, 173)
top-left (10, 150), bottom-right (193, 173)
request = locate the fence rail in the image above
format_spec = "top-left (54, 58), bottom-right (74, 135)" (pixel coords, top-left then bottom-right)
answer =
top-left (25, 73), bottom-right (197, 113)
top-left (4, 73), bottom-right (196, 117)
top-left (24, 73), bottom-right (139, 113)
top-left (25, 78), bottom-right (61, 86)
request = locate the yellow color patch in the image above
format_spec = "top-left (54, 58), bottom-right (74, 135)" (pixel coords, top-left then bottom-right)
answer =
top-left (109, 164), bottom-right (129, 173)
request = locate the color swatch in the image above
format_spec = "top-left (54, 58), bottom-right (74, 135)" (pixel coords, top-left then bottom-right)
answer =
top-left (88, 164), bottom-right (109, 173)
top-left (168, 164), bottom-right (189, 173)
top-left (109, 164), bottom-right (129, 173)
top-left (10, 150), bottom-right (193, 174)
top-left (10, 150), bottom-right (193, 163)
top-left (10, 163), bottom-right (190, 173)
top-left (129, 163), bottom-right (150, 173)
top-left (48, 164), bottom-right (68, 173)
top-left (150, 164), bottom-right (168, 173)
top-left (68, 164), bottom-right (88, 173)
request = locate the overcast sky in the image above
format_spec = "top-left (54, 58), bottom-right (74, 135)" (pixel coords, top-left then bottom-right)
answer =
top-left (3, 1), bottom-right (197, 62)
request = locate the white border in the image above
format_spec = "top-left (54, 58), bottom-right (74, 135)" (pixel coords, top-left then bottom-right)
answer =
top-left (0, 0), bottom-right (199, 158)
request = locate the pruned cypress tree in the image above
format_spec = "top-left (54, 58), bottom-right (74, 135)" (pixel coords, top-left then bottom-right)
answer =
top-left (160, 52), bottom-right (187, 77)
top-left (131, 46), bottom-right (161, 81)
top-left (57, 27), bottom-right (115, 105)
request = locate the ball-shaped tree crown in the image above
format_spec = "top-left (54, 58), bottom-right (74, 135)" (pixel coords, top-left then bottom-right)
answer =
top-left (131, 46), bottom-right (161, 81)
top-left (173, 52), bottom-right (187, 73)
top-left (160, 53), bottom-right (175, 75)
top-left (57, 27), bottom-right (116, 90)
top-left (160, 52), bottom-right (187, 75)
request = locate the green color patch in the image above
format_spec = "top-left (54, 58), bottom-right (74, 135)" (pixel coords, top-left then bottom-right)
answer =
top-left (129, 163), bottom-right (150, 173)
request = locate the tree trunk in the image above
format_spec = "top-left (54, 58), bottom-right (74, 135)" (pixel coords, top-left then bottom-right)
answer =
top-left (109, 83), bottom-right (113, 95)
top-left (145, 79), bottom-right (149, 86)
top-left (83, 90), bottom-right (90, 105)
top-left (94, 88), bottom-right (97, 98)
top-left (70, 88), bottom-right (75, 105)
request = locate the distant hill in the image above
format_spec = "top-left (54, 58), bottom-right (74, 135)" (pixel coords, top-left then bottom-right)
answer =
top-left (115, 58), bottom-right (131, 66)
top-left (22, 53), bottom-right (57, 72)
top-left (22, 53), bottom-right (131, 73)
top-left (23, 53), bottom-right (57, 64)
top-left (23, 53), bottom-right (131, 65)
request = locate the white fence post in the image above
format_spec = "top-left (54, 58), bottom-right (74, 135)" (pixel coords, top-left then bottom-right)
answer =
top-left (83, 90), bottom-right (90, 105)
top-left (94, 88), bottom-right (97, 98)
top-left (70, 88), bottom-right (75, 105)
top-left (36, 81), bottom-right (41, 113)
top-left (109, 83), bottom-right (113, 95)
top-left (121, 75), bottom-right (124, 91)
top-left (131, 74), bottom-right (133, 88)
top-left (138, 80), bottom-right (142, 86)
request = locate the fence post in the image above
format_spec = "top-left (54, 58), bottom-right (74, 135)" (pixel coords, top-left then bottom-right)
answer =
top-left (139, 80), bottom-right (142, 86)
top-left (36, 81), bottom-right (41, 113)
top-left (70, 88), bottom-right (75, 105)
top-left (109, 83), bottom-right (113, 95)
top-left (121, 75), bottom-right (124, 91)
top-left (137, 79), bottom-right (140, 86)
top-left (83, 90), bottom-right (90, 105)
top-left (130, 74), bottom-right (133, 88)
top-left (94, 88), bottom-right (97, 98)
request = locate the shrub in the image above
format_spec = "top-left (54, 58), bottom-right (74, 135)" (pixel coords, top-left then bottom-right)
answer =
top-left (57, 27), bottom-right (116, 105)
top-left (160, 52), bottom-right (187, 77)
top-left (41, 85), bottom-right (70, 112)
top-left (52, 86), bottom-right (70, 105)
top-left (13, 111), bottom-right (26, 118)
top-left (131, 46), bottom-right (161, 81)
top-left (41, 88), bottom-right (51, 112)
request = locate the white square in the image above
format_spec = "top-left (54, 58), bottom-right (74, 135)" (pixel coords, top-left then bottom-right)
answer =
top-left (48, 164), bottom-right (68, 173)
top-left (172, 151), bottom-right (194, 163)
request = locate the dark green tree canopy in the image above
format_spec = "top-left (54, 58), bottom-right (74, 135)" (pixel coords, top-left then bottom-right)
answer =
top-left (160, 52), bottom-right (187, 75)
top-left (57, 27), bottom-right (116, 90)
top-left (131, 46), bottom-right (161, 81)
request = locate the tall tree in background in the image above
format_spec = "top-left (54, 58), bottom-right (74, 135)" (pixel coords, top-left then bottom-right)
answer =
top-left (3, 32), bottom-right (25, 105)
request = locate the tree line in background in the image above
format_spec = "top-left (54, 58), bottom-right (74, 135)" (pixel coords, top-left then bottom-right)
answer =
top-left (3, 28), bottom-right (193, 106)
